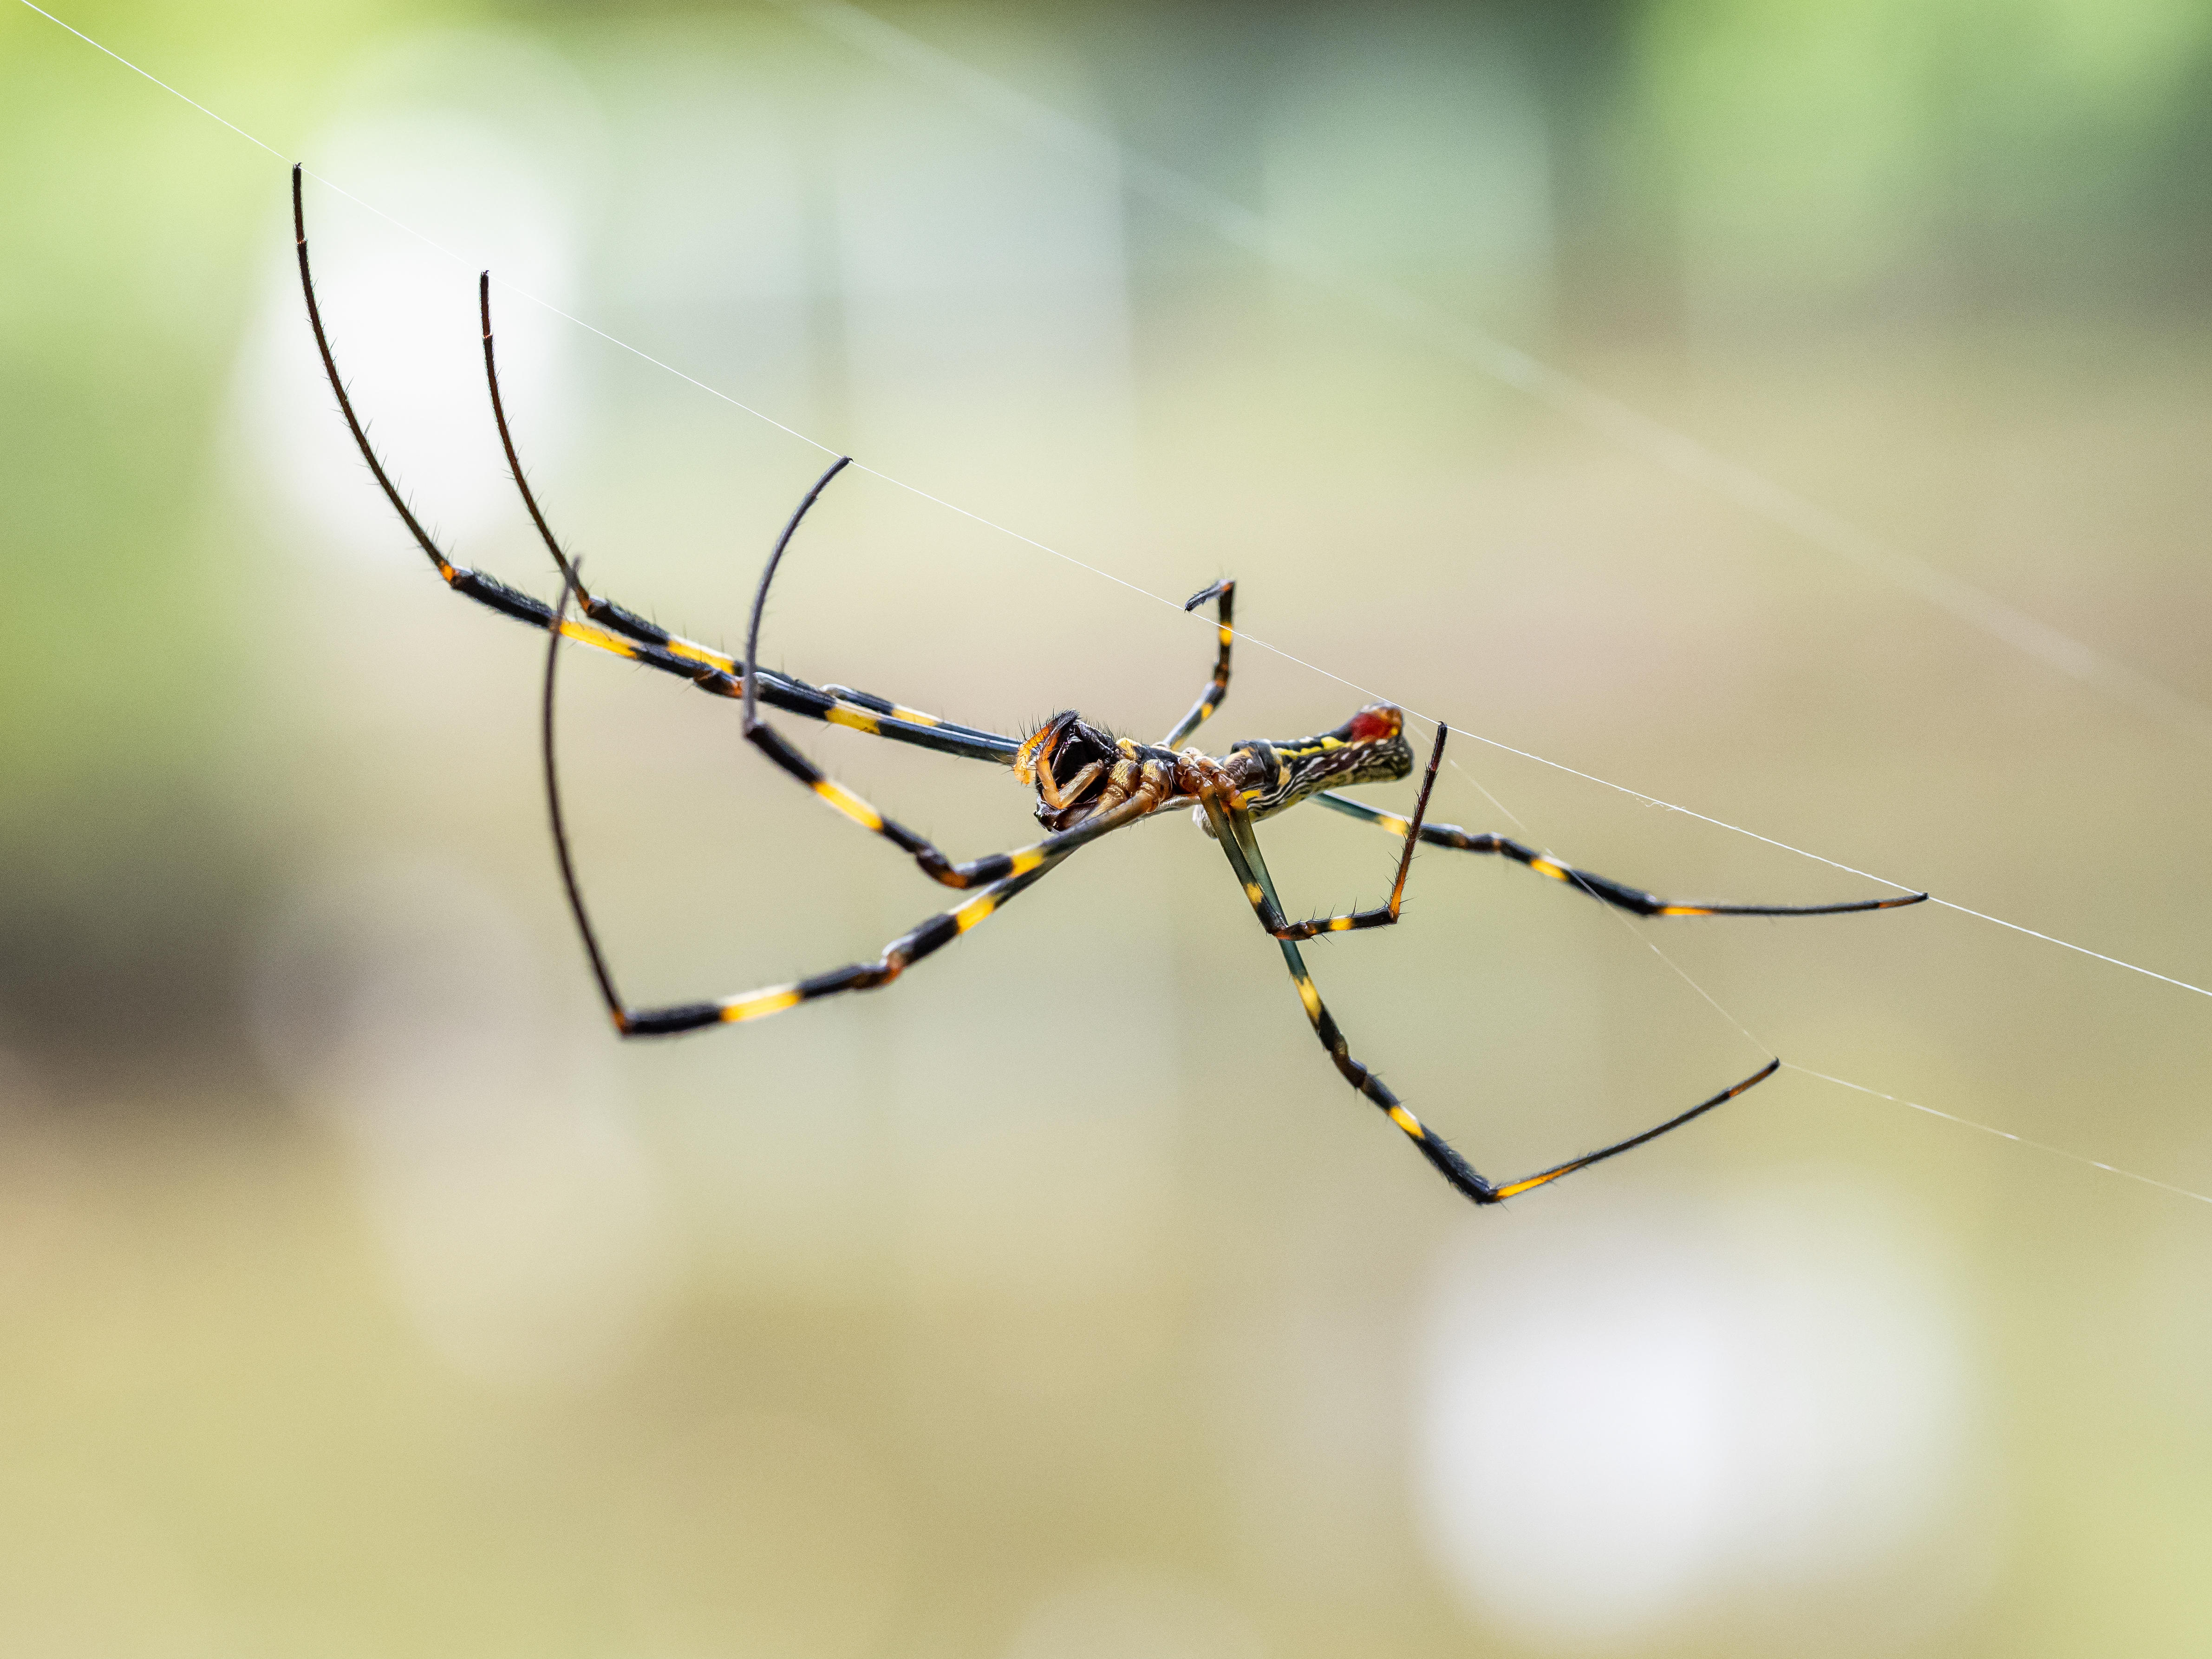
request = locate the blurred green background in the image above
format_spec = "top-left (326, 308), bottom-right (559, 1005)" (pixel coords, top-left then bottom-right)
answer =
top-left (4, 0), bottom-right (2212, 1653)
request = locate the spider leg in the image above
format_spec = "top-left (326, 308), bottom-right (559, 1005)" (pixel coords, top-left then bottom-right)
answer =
top-left (1245, 724), bottom-right (1447, 941)
top-left (1311, 789), bottom-right (1927, 916)
top-left (737, 459), bottom-right (1175, 887)
top-left (475, 267), bottom-right (1011, 755)
top-left (1200, 790), bottom-right (1776, 1205)
top-left (810, 683), bottom-right (1012, 751)
top-left (291, 167), bottom-right (1014, 765)
top-left (747, 717), bottom-right (1164, 887)
top-left (479, 269), bottom-right (735, 675)
top-left (543, 575), bottom-right (1072, 1036)
top-left (1159, 580), bottom-right (1235, 748)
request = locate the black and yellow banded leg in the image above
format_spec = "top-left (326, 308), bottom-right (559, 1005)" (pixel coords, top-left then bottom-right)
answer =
top-left (481, 269), bottom-right (749, 679)
top-left (1245, 724), bottom-right (1446, 941)
top-left (1476, 1060), bottom-right (1781, 1199)
top-left (611, 861), bottom-right (1061, 1037)
top-left (542, 579), bottom-right (1069, 1036)
top-left (733, 458), bottom-right (1168, 887)
top-left (527, 578), bottom-right (1011, 762)
top-left (1200, 793), bottom-right (1779, 1206)
top-left (295, 167), bottom-right (1019, 768)
top-left (1199, 791), bottom-right (1496, 1201)
top-left (745, 718), bottom-right (1166, 888)
top-left (475, 261), bottom-right (1017, 757)
top-left (537, 606), bottom-right (1015, 759)
top-left (1311, 790), bottom-right (1928, 917)
top-left (816, 682), bottom-right (1012, 750)
top-left (1160, 580), bottom-right (1235, 749)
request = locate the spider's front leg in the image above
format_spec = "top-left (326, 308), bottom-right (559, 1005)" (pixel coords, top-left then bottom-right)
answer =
top-left (294, 167), bottom-right (1016, 764)
top-left (543, 575), bottom-right (1094, 1037)
top-left (475, 266), bottom-right (1020, 764)
top-left (733, 461), bottom-right (1173, 888)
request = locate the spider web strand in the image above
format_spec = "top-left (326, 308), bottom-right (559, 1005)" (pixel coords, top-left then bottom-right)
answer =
top-left (21, 1), bottom-right (2212, 1018)
top-left (1786, 1064), bottom-right (2212, 1208)
top-left (769, 0), bottom-right (2212, 753)
top-left (1437, 753), bottom-right (2210, 1213)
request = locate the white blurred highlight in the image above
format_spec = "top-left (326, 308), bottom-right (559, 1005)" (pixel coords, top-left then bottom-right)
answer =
top-left (229, 31), bottom-right (595, 566)
top-left (248, 862), bottom-right (675, 1389)
top-left (1417, 1173), bottom-right (1983, 1650)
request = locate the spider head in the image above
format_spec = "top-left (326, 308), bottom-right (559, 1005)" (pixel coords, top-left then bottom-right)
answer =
top-left (1229, 703), bottom-right (1415, 820)
top-left (1014, 711), bottom-right (1129, 829)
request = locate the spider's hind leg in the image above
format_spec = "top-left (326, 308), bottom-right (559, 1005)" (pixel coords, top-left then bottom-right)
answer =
top-left (1257, 723), bottom-right (1447, 941)
top-left (1201, 788), bottom-right (1778, 1207)
top-left (1311, 790), bottom-right (1927, 917)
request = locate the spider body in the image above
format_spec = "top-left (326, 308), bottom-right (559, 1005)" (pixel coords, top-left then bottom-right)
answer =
top-left (291, 167), bottom-right (1926, 1208)
top-left (1014, 704), bottom-right (1415, 834)
top-left (1197, 705), bottom-right (1419, 825)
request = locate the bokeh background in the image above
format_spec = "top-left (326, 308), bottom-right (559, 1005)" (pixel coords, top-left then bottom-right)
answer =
top-left (5, 1), bottom-right (2212, 1653)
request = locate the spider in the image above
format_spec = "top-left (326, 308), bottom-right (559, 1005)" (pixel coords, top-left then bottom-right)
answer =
top-left (292, 167), bottom-right (1925, 1207)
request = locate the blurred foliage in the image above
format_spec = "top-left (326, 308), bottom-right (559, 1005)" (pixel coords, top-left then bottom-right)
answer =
top-left (2, 1), bottom-right (2211, 1654)
top-left (4, 0), bottom-right (2207, 1082)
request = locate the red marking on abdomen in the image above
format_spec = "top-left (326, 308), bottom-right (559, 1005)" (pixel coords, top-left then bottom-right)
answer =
top-left (1347, 706), bottom-right (1403, 742)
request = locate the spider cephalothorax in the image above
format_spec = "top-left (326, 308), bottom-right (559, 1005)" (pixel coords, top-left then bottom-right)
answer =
top-left (1013, 712), bottom-right (1147, 830)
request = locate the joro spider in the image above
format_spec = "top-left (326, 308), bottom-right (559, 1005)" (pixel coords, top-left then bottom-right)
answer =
top-left (293, 167), bottom-right (1925, 1207)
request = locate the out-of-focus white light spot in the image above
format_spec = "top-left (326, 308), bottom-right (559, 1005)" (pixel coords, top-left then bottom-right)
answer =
top-left (1416, 1173), bottom-right (1978, 1651)
top-left (229, 32), bottom-right (596, 568)
top-left (248, 862), bottom-right (675, 1389)
top-left (1002, 1568), bottom-right (1264, 1659)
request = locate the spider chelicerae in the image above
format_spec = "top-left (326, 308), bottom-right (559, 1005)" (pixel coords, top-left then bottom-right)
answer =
top-left (292, 167), bottom-right (1925, 1207)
